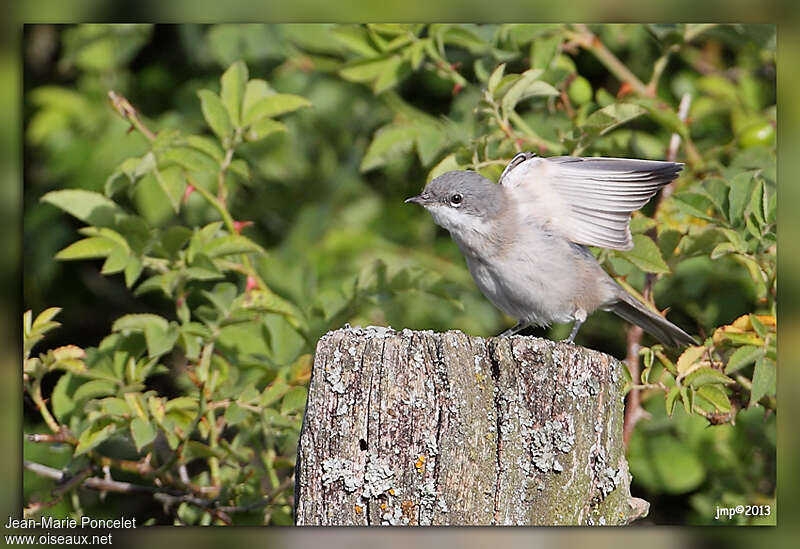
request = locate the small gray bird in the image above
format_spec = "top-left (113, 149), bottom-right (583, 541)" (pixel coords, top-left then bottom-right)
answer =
top-left (405, 152), bottom-right (696, 348)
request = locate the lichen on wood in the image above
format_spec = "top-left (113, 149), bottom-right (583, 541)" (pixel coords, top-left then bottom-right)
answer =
top-left (295, 326), bottom-right (648, 526)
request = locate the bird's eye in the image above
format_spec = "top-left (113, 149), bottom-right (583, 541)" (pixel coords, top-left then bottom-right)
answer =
top-left (450, 193), bottom-right (463, 207)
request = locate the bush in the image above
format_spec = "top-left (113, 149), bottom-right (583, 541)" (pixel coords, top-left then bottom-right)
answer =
top-left (24, 24), bottom-right (775, 525)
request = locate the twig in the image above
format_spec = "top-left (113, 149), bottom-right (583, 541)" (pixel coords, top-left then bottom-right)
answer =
top-left (570, 25), bottom-right (650, 97)
top-left (623, 324), bottom-right (645, 447)
top-left (108, 91), bottom-right (157, 141)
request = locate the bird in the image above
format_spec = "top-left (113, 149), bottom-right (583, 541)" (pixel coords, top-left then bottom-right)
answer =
top-left (405, 152), bottom-right (696, 348)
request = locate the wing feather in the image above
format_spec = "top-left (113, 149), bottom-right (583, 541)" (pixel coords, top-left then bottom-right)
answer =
top-left (500, 155), bottom-right (682, 250)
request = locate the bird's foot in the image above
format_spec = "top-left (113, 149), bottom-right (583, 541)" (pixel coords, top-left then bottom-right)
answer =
top-left (499, 321), bottom-right (527, 337)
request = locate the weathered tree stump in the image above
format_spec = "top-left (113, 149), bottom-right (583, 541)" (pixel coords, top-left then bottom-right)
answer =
top-left (295, 326), bottom-right (648, 526)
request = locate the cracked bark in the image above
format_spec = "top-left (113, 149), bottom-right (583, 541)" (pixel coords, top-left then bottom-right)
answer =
top-left (295, 326), bottom-right (648, 526)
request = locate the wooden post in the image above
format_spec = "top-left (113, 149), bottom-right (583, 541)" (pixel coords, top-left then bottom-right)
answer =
top-left (295, 326), bottom-right (648, 526)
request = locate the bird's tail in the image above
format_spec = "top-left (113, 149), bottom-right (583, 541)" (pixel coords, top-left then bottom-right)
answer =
top-left (608, 290), bottom-right (697, 348)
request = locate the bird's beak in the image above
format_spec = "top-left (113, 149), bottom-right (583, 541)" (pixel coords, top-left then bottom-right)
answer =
top-left (405, 194), bottom-right (428, 206)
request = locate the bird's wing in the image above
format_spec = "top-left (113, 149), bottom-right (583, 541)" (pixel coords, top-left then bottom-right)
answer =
top-left (499, 154), bottom-right (683, 250)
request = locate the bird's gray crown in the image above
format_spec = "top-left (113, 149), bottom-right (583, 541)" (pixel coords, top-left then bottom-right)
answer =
top-left (421, 171), bottom-right (506, 219)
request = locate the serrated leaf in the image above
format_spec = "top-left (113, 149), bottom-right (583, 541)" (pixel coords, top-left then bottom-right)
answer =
top-left (728, 172), bottom-right (754, 224)
top-left (677, 345), bottom-right (706, 373)
top-left (56, 237), bottom-right (116, 260)
top-left (665, 385), bottom-right (680, 416)
top-left (696, 384), bottom-right (731, 412)
top-left (197, 89), bottom-right (234, 142)
top-left (339, 54), bottom-right (398, 83)
top-left (243, 94), bottom-right (311, 125)
top-left (73, 379), bottom-right (117, 403)
top-left (683, 366), bottom-right (734, 388)
top-left (710, 242), bottom-right (737, 260)
top-left (130, 416), bottom-right (157, 451)
top-left (502, 69), bottom-right (549, 112)
top-left (580, 103), bottom-right (646, 137)
top-left (671, 192), bottom-right (718, 221)
top-left (750, 357), bottom-right (776, 405)
top-left (74, 421), bottom-right (116, 456)
top-left (153, 166), bottom-right (187, 214)
top-left (220, 60), bottom-right (248, 126)
top-left (724, 344), bottom-right (763, 375)
top-left (621, 234), bottom-right (670, 274)
top-left (42, 190), bottom-right (124, 227)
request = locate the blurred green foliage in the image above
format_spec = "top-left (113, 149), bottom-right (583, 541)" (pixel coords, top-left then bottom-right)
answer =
top-left (23, 24), bottom-right (774, 525)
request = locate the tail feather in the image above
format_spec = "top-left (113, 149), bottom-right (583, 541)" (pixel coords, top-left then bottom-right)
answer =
top-left (608, 291), bottom-right (697, 348)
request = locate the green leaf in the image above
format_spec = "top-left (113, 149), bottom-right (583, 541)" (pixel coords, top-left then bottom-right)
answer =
top-left (243, 94), bottom-right (311, 125)
top-left (113, 313), bottom-right (169, 334)
top-left (670, 192), bottom-right (718, 222)
top-left (658, 229), bottom-right (682, 262)
top-left (144, 321), bottom-right (179, 359)
top-left (695, 384), bottom-right (731, 413)
top-left (186, 135), bottom-right (225, 163)
top-left (683, 366), bottom-right (734, 388)
top-left (204, 234), bottom-right (265, 257)
top-left (100, 246), bottom-right (130, 275)
top-left (154, 166), bottom-right (187, 214)
top-left (487, 63), bottom-right (505, 95)
top-left (224, 402), bottom-right (248, 426)
top-left (260, 379), bottom-right (291, 407)
top-left (55, 237), bottom-right (116, 260)
top-left (244, 118), bottom-right (287, 142)
top-left (620, 234), bottom-right (670, 274)
top-left (74, 421), bottom-right (116, 456)
top-left (220, 60), bottom-right (248, 126)
top-left (629, 215), bottom-right (657, 234)
top-left (339, 54), bottom-right (398, 83)
top-left (360, 124), bottom-right (417, 172)
top-left (676, 345), bottom-right (705, 373)
top-left (372, 56), bottom-right (411, 93)
top-left (725, 345), bottom-right (764, 374)
top-left (124, 256), bottom-right (144, 288)
top-left (160, 147), bottom-right (219, 174)
top-left (72, 379), bottom-right (117, 403)
top-left (502, 69), bottom-right (555, 112)
top-left (580, 103), bottom-right (646, 137)
top-left (52, 372), bottom-right (79, 421)
top-left (130, 416), bottom-right (157, 451)
top-left (42, 189), bottom-right (124, 227)
top-left (665, 385), bottom-right (680, 416)
top-left (281, 386), bottom-right (308, 414)
top-left (728, 172), bottom-right (754, 224)
top-left (332, 25), bottom-right (380, 56)
top-left (531, 33), bottom-right (562, 69)
top-left (750, 357), bottom-right (776, 405)
top-left (648, 434), bottom-right (705, 493)
top-left (197, 90), bottom-right (234, 143)
top-left (428, 153), bottom-right (461, 181)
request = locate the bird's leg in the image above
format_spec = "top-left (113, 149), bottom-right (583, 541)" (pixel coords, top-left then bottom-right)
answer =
top-left (499, 321), bottom-right (528, 337)
top-left (565, 308), bottom-right (588, 343)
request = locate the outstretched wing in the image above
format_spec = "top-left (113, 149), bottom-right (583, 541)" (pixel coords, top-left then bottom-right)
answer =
top-left (499, 154), bottom-right (682, 250)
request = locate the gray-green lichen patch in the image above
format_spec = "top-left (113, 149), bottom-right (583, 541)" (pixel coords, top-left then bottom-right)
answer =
top-left (321, 457), bottom-right (360, 493)
top-left (362, 452), bottom-right (398, 499)
top-left (591, 447), bottom-right (625, 499)
top-left (530, 418), bottom-right (576, 473)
